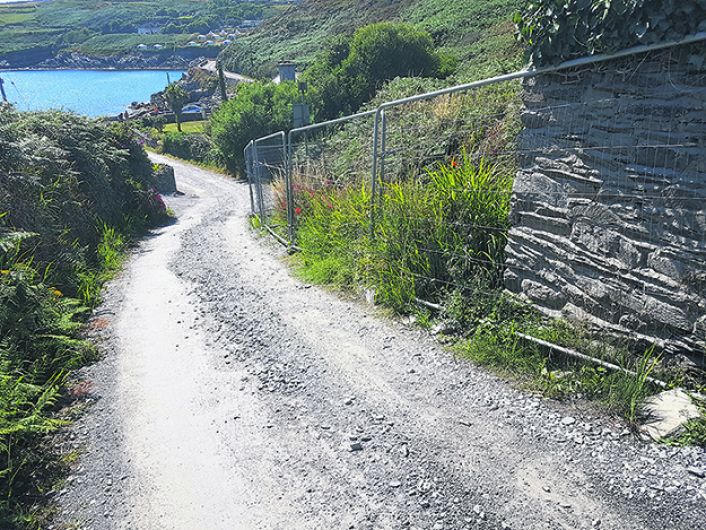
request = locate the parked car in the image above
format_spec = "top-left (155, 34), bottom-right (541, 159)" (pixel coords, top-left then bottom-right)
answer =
top-left (181, 104), bottom-right (202, 114)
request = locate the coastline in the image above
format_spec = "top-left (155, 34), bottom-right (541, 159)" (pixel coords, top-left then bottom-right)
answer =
top-left (0, 66), bottom-right (187, 72)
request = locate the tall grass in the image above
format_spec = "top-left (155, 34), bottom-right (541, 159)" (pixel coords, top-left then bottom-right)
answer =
top-left (295, 154), bottom-right (513, 310)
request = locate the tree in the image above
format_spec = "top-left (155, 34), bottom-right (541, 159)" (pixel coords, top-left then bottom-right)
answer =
top-left (163, 83), bottom-right (189, 133)
top-left (210, 81), bottom-right (299, 175)
top-left (304, 23), bottom-right (444, 120)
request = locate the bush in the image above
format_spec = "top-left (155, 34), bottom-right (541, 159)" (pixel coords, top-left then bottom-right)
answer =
top-left (0, 108), bottom-right (167, 527)
top-left (163, 131), bottom-right (211, 160)
top-left (0, 109), bottom-right (161, 298)
top-left (210, 81), bottom-right (299, 175)
top-left (304, 22), bottom-right (446, 120)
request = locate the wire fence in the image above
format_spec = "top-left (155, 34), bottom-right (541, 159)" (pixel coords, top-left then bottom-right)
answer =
top-left (244, 34), bottom-right (706, 359)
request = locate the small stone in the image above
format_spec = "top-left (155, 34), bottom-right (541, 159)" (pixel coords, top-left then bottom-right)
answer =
top-left (473, 504), bottom-right (482, 515)
top-left (592, 519), bottom-right (602, 528)
top-left (542, 485), bottom-right (551, 493)
top-left (349, 442), bottom-right (363, 452)
top-left (687, 467), bottom-right (705, 479)
top-left (562, 417), bottom-right (576, 426)
top-left (389, 480), bottom-right (402, 488)
top-left (639, 389), bottom-right (702, 441)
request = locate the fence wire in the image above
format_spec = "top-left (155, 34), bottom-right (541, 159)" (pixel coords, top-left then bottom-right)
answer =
top-left (245, 37), bottom-right (706, 359)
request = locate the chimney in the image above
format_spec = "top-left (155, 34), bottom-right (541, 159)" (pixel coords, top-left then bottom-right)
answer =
top-left (277, 61), bottom-right (297, 83)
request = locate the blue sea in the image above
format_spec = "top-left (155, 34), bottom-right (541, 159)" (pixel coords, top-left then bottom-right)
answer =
top-left (0, 69), bottom-right (185, 117)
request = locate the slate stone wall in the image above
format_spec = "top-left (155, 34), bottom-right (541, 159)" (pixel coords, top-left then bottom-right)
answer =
top-left (504, 45), bottom-right (706, 363)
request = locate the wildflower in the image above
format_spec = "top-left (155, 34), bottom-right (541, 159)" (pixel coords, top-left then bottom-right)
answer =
top-left (450, 158), bottom-right (459, 169)
top-left (51, 288), bottom-right (63, 297)
top-left (295, 207), bottom-right (302, 216)
top-left (0, 269), bottom-right (9, 275)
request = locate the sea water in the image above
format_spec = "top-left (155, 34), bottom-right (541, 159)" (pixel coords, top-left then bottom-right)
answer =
top-left (0, 69), bottom-right (185, 117)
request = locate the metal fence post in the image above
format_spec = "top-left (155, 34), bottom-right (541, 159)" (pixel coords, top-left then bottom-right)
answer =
top-left (379, 109), bottom-right (388, 197)
top-left (244, 141), bottom-right (255, 215)
top-left (252, 141), bottom-right (266, 224)
top-left (370, 109), bottom-right (382, 236)
top-left (286, 130), bottom-right (296, 245)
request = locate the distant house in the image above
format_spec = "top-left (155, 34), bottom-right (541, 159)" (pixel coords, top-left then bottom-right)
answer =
top-left (136, 44), bottom-right (148, 50)
top-left (222, 39), bottom-right (232, 46)
top-left (188, 41), bottom-right (199, 47)
top-left (273, 61), bottom-right (297, 84)
top-left (205, 40), bottom-right (214, 46)
top-left (153, 44), bottom-right (164, 50)
top-left (197, 34), bottom-right (207, 41)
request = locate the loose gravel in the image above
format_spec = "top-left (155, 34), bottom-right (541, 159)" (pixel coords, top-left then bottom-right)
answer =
top-left (55, 155), bottom-right (706, 530)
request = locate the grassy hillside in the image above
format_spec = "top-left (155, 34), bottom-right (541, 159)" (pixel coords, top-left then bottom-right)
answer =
top-left (219, 0), bottom-right (522, 80)
top-left (0, 0), bottom-right (284, 65)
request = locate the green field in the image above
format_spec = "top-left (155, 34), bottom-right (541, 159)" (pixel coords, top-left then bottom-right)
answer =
top-left (164, 120), bottom-right (207, 133)
top-left (0, 0), bottom-right (284, 64)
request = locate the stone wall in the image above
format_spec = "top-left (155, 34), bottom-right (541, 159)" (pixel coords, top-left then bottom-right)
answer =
top-left (504, 44), bottom-right (706, 363)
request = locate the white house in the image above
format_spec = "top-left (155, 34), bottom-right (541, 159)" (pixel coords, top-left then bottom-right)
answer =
top-left (137, 44), bottom-right (148, 50)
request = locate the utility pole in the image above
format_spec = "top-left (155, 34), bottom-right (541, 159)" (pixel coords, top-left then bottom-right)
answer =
top-left (217, 61), bottom-right (228, 101)
top-left (0, 76), bottom-right (7, 103)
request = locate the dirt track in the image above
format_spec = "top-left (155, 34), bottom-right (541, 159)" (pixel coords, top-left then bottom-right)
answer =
top-left (56, 155), bottom-right (706, 530)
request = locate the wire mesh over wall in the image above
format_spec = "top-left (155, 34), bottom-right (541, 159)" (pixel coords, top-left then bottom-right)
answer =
top-left (505, 44), bottom-right (706, 360)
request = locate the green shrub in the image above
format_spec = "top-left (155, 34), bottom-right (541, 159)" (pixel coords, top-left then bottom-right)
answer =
top-left (0, 109), bottom-right (159, 298)
top-left (210, 81), bottom-right (299, 175)
top-left (162, 131), bottom-right (213, 161)
top-left (0, 108), bottom-right (167, 528)
top-left (304, 22), bottom-right (447, 120)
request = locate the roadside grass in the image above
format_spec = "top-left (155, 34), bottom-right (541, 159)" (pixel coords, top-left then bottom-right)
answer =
top-left (0, 222), bottom-right (135, 528)
top-left (164, 120), bottom-right (206, 134)
top-left (149, 149), bottom-right (230, 176)
top-left (452, 302), bottom-right (665, 425)
top-left (294, 154), bottom-right (513, 310)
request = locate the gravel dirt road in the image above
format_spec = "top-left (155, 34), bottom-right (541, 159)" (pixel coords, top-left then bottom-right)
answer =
top-left (56, 155), bottom-right (706, 530)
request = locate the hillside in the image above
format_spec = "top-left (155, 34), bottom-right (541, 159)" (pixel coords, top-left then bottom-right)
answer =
top-left (0, 0), bottom-right (285, 68)
top-left (219, 0), bottom-right (523, 81)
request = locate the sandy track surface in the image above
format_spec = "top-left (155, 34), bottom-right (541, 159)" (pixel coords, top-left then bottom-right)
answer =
top-left (56, 155), bottom-right (706, 530)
